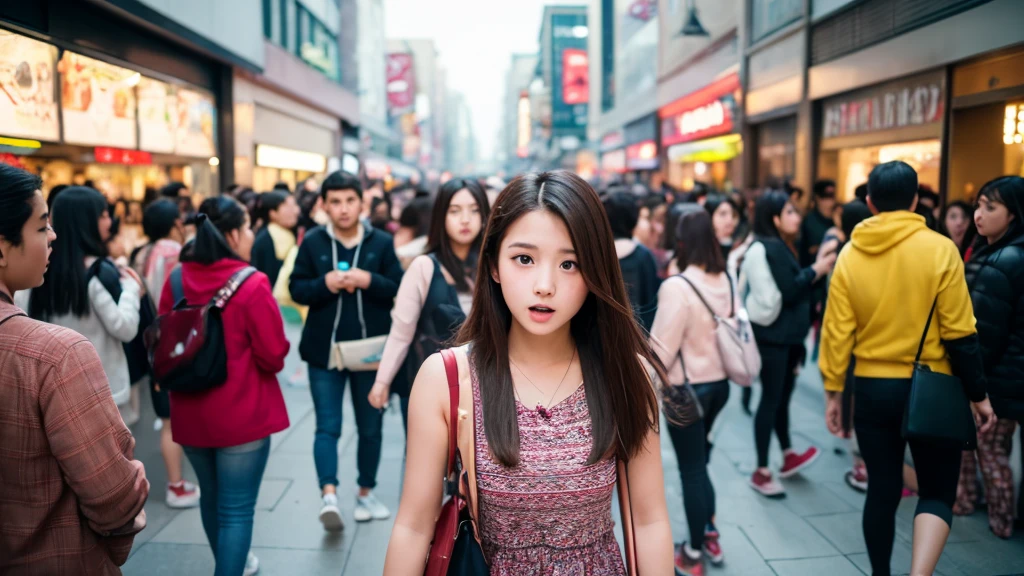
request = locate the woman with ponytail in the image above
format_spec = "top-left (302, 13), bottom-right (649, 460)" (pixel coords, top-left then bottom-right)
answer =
top-left (158, 196), bottom-right (290, 576)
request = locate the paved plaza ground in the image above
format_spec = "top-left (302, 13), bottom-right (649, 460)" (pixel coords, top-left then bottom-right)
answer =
top-left (122, 325), bottom-right (1024, 575)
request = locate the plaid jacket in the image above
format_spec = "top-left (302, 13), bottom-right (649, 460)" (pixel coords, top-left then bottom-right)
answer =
top-left (0, 300), bottom-right (149, 575)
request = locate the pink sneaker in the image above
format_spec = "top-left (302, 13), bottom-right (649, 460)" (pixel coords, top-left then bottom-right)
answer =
top-left (166, 480), bottom-right (200, 509)
top-left (702, 530), bottom-right (724, 565)
top-left (779, 447), bottom-right (820, 478)
top-left (749, 470), bottom-right (786, 498)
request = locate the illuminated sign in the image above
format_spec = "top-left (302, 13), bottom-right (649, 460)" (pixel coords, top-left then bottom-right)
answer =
top-left (601, 149), bottom-right (626, 173)
top-left (517, 93), bottom-right (531, 158)
top-left (94, 147), bottom-right (152, 165)
top-left (626, 139), bottom-right (658, 170)
top-left (562, 48), bottom-right (589, 105)
top-left (255, 144), bottom-right (327, 172)
top-left (822, 71), bottom-right (944, 140)
top-left (660, 73), bottom-right (740, 147)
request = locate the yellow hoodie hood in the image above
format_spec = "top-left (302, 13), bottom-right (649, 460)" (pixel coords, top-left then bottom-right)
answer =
top-left (849, 211), bottom-right (927, 255)
top-left (818, 210), bottom-right (978, 392)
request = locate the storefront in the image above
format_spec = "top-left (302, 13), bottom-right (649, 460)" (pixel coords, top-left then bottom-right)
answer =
top-left (0, 29), bottom-right (220, 201)
top-left (660, 73), bottom-right (743, 192)
top-left (815, 71), bottom-right (945, 202)
top-left (623, 113), bottom-right (659, 184)
top-left (743, 28), bottom-right (802, 189)
top-left (232, 75), bottom-right (339, 192)
top-left (948, 46), bottom-right (1024, 202)
top-left (598, 129), bottom-right (626, 180)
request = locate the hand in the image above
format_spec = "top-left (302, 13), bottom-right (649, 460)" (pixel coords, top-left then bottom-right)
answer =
top-left (812, 250), bottom-right (838, 279)
top-left (971, 397), bottom-right (997, 434)
top-left (825, 392), bottom-right (846, 438)
top-left (325, 271), bottom-right (346, 294)
top-left (346, 268), bottom-right (372, 290)
top-left (120, 266), bottom-right (145, 293)
top-left (818, 238), bottom-right (840, 260)
top-left (368, 381), bottom-right (390, 409)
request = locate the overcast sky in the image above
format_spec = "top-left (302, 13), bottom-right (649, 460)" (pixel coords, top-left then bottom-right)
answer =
top-left (383, 0), bottom-right (586, 167)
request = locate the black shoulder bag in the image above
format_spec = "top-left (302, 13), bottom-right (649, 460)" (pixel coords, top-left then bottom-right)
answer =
top-left (901, 297), bottom-right (978, 450)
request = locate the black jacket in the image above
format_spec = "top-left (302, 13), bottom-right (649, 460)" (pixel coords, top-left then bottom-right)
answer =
top-left (251, 228), bottom-right (284, 288)
top-left (619, 243), bottom-right (661, 332)
top-left (752, 236), bottom-right (817, 346)
top-left (289, 225), bottom-right (403, 369)
top-left (965, 231), bottom-right (1024, 420)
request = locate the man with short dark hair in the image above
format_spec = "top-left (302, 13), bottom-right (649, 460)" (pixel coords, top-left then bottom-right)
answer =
top-left (800, 179), bottom-right (837, 267)
top-left (288, 171), bottom-right (403, 532)
top-left (819, 160), bottom-right (995, 576)
top-left (602, 192), bottom-right (661, 331)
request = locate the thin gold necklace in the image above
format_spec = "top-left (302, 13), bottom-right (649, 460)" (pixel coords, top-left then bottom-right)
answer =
top-left (509, 348), bottom-right (576, 419)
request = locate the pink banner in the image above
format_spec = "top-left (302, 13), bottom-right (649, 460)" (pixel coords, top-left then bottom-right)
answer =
top-left (386, 53), bottom-right (415, 113)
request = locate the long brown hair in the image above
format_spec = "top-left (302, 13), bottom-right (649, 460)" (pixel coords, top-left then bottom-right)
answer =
top-left (426, 177), bottom-right (491, 291)
top-left (457, 171), bottom-right (666, 467)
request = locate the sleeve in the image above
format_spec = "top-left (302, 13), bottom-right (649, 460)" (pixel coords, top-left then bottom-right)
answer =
top-left (818, 253), bottom-right (857, 393)
top-left (741, 243), bottom-right (782, 325)
top-left (244, 273), bottom-right (291, 375)
top-left (289, 238), bottom-right (334, 307)
top-left (768, 246), bottom-right (816, 305)
top-left (970, 271), bottom-right (1012, 370)
top-left (364, 238), bottom-right (403, 303)
top-left (88, 276), bottom-right (140, 343)
top-left (41, 341), bottom-right (149, 559)
top-left (936, 253), bottom-right (986, 402)
top-left (649, 280), bottom-right (687, 379)
top-left (375, 256), bottom-right (432, 387)
top-left (250, 233), bottom-right (274, 284)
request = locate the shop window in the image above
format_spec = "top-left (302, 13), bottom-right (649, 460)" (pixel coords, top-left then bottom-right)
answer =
top-left (819, 139), bottom-right (941, 202)
top-left (750, 0), bottom-right (803, 43)
top-left (948, 101), bottom-right (1024, 203)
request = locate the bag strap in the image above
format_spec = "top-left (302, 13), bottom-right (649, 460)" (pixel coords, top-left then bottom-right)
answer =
top-left (915, 297), bottom-right (939, 364)
top-left (211, 266), bottom-right (257, 309)
top-left (677, 273), bottom-right (733, 319)
top-left (440, 348), bottom-right (460, 494)
top-left (618, 458), bottom-right (639, 575)
top-left (170, 266), bottom-right (185, 304)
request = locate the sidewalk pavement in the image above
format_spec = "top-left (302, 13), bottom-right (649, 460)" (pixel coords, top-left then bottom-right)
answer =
top-left (122, 325), bottom-right (1024, 576)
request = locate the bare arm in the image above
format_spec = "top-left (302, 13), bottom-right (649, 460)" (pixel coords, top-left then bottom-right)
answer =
top-left (383, 353), bottom-right (451, 575)
top-left (627, 426), bottom-right (674, 575)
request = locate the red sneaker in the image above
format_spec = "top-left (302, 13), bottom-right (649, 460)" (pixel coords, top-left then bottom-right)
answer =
top-left (702, 531), bottom-right (724, 565)
top-left (749, 469), bottom-right (786, 498)
top-left (779, 447), bottom-right (820, 478)
top-left (674, 543), bottom-right (704, 576)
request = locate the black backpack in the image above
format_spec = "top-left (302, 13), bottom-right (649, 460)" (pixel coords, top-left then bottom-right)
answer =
top-left (87, 259), bottom-right (156, 384)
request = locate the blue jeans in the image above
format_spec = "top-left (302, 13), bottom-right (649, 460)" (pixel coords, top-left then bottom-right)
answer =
top-left (308, 366), bottom-right (383, 489)
top-left (183, 437), bottom-right (271, 576)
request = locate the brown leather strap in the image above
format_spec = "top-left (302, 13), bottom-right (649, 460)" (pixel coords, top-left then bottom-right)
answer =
top-left (440, 348), bottom-right (460, 486)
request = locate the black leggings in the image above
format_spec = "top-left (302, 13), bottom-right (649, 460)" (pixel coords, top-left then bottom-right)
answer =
top-left (754, 343), bottom-right (804, 468)
top-left (667, 380), bottom-right (730, 549)
top-left (854, 377), bottom-right (962, 576)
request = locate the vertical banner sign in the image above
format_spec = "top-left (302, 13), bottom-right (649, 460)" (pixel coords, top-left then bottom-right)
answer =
top-left (385, 53), bottom-right (415, 114)
top-left (550, 11), bottom-right (588, 136)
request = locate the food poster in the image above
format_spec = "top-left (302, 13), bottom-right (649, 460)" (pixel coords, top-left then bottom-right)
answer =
top-left (174, 87), bottom-right (216, 157)
top-left (137, 77), bottom-right (176, 153)
top-left (0, 30), bottom-right (59, 142)
top-left (59, 51), bottom-right (137, 148)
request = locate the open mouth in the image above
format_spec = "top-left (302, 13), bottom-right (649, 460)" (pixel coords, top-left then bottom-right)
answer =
top-left (528, 305), bottom-right (556, 323)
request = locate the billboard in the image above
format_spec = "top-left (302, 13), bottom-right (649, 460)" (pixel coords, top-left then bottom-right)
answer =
top-left (0, 30), bottom-right (59, 142)
top-left (58, 51), bottom-right (138, 149)
top-left (386, 53), bottom-right (415, 114)
top-left (549, 11), bottom-right (588, 135)
top-left (660, 73), bottom-right (741, 147)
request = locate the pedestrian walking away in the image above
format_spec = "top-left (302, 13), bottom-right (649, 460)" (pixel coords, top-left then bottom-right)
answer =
top-left (369, 177), bottom-right (490, 427)
top-left (383, 171), bottom-right (675, 575)
top-left (957, 176), bottom-right (1024, 539)
top-left (0, 164), bottom-right (149, 575)
top-left (819, 161), bottom-right (996, 576)
top-left (157, 196), bottom-right (291, 576)
top-left (650, 204), bottom-right (741, 575)
top-left (740, 189), bottom-right (836, 498)
top-left (289, 171), bottom-right (404, 529)
top-left (602, 191), bottom-right (663, 332)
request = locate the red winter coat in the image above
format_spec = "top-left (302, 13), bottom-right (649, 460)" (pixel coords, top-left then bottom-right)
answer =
top-left (158, 258), bottom-right (290, 448)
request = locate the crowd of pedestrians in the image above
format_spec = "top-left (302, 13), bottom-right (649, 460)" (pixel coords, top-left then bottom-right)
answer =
top-left (1, 158), bottom-right (1022, 576)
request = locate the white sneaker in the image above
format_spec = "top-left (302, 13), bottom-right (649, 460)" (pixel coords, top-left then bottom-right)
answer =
top-left (354, 492), bottom-right (391, 522)
top-left (319, 493), bottom-right (344, 531)
top-left (242, 551), bottom-right (259, 576)
top-left (166, 481), bottom-right (201, 509)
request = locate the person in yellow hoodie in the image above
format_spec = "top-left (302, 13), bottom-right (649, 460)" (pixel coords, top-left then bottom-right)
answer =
top-left (819, 160), bottom-right (996, 576)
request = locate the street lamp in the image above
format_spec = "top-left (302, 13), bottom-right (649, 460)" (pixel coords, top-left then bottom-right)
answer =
top-left (679, 0), bottom-right (710, 37)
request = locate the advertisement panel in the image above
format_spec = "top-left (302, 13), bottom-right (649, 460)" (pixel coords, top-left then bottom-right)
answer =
top-left (517, 92), bottom-right (531, 158)
top-left (561, 49), bottom-right (589, 105)
top-left (550, 11), bottom-right (588, 135)
top-left (821, 71), bottom-right (944, 140)
top-left (0, 30), bottom-right (59, 142)
top-left (626, 140), bottom-right (658, 170)
top-left (386, 53), bottom-right (416, 114)
top-left (174, 87), bottom-right (216, 158)
top-left (660, 73), bottom-right (741, 147)
top-left (137, 77), bottom-right (175, 153)
top-left (59, 51), bottom-right (138, 148)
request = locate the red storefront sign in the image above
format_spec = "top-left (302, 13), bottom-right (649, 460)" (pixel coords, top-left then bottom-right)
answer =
top-left (386, 53), bottom-right (416, 112)
top-left (562, 48), bottom-right (589, 105)
top-left (625, 140), bottom-right (658, 170)
top-left (821, 72), bottom-right (944, 140)
top-left (94, 147), bottom-right (152, 165)
top-left (659, 73), bottom-right (740, 147)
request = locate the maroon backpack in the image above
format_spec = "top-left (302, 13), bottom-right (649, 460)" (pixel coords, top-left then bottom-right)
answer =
top-left (144, 266), bottom-right (256, 393)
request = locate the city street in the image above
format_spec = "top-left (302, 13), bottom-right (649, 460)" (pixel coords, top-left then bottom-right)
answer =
top-left (121, 324), bottom-right (1024, 576)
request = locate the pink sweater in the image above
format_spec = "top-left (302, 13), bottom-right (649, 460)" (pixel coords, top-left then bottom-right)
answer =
top-left (650, 266), bottom-right (740, 385)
